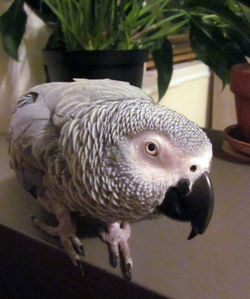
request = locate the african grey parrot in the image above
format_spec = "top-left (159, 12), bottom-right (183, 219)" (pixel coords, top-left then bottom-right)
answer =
top-left (8, 79), bottom-right (213, 280)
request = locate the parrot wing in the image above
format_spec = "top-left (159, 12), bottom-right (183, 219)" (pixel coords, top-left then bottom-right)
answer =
top-left (8, 90), bottom-right (54, 196)
top-left (25, 79), bottom-right (153, 128)
top-left (8, 79), bottom-right (152, 196)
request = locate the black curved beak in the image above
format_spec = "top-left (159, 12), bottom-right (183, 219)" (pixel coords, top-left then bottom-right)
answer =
top-left (158, 172), bottom-right (214, 240)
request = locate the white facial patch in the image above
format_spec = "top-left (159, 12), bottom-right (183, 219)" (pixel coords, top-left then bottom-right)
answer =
top-left (118, 131), bottom-right (212, 191)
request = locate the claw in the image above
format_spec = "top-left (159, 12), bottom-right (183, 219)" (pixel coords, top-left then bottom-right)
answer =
top-left (99, 222), bottom-right (133, 280)
top-left (110, 253), bottom-right (119, 268)
top-left (31, 215), bottom-right (59, 236)
top-left (71, 236), bottom-right (85, 256)
top-left (99, 228), bottom-right (120, 268)
top-left (76, 257), bottom-right (84, 277)
top-left (98, 227), bottom-right (107, 241)
top-left (124, 262), bottom-right (132, 281)
top-left (31, 212), bottom-right (85, 270)
top-left (31, 199), bottom-right (86, 275)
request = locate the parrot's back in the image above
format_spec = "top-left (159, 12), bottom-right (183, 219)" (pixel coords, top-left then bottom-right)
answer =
top-left (8, 79), bottom-right (153, 219)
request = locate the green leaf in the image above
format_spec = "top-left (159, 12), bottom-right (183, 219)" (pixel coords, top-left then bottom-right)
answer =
top-left (237, 0), bottom-right (250, 7)
top-left (190, 21), bottom-right (246, 86)
top-left (147, 18), bottom-right (188, 41)
top-left (25, 0), bottom-right (56, 23)
top-left (152, 38), bottom-right (173, 101)
top-left (228, 29), bottom-right (250, 57)
top-left (187, 0), bottom-right (250, 42)
top-left (0, 0), bottom-right (27, 60)
top-left (238, 3), bottom-right (250, 24)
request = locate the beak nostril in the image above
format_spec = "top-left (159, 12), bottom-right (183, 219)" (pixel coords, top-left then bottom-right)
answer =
top-left (190, 165), bottom-right (197, 172)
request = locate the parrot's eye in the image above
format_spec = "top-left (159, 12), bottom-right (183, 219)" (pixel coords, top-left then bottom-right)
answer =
top-left (190, 165), bottom-right (197, 172)
top-left (145, 142), bottom-right (158, 156)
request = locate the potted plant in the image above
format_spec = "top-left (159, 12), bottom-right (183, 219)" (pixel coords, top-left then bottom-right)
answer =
top-left (223, 63), bottom-right (250, 161)
top-left (1, 0), bottom-right (250, 99)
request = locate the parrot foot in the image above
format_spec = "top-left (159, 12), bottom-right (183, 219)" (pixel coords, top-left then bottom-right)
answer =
top-left (32, 216), bottom-right (85, 262)
top-left (31, 200), bottom-right (85, 274)
top-left (99, 222), bottom-right (133, 280)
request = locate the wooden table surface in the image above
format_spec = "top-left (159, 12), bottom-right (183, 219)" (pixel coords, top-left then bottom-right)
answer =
top-left (0, 130), bottom-right (249, 299)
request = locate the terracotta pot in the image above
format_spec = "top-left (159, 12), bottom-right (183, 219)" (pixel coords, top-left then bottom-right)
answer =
top-left (230, 63), bottom-right (250, 143)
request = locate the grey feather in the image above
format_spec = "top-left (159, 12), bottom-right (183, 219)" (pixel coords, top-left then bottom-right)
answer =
top-left (8, 79), bottom-right (212, 222)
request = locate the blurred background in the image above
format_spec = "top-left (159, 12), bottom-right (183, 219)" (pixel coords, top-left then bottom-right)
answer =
top-left (0, 0), bottom-right (249, 133)
top-left (0, 0), bottom-right (247, 134)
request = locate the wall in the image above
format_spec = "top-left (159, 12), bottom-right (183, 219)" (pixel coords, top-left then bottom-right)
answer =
top-left (212, 75), bottom-right (237, 130)
top-left (0, 2), bottom-right (50, 134)
top-left (143, 61), bottom-right (212, 128)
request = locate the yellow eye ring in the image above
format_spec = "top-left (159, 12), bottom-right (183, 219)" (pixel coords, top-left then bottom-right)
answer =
top-left (145, 142), bottom-right (158, 156)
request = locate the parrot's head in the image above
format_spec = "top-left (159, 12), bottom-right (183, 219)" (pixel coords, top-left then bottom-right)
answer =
top-left (102, 98), bottom-right (213, 238)
top-left (120, 130), bottom-right (212, 193)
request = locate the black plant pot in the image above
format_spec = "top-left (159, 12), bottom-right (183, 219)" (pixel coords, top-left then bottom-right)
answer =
top-left (43, 49), bottom-right (149, 87)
